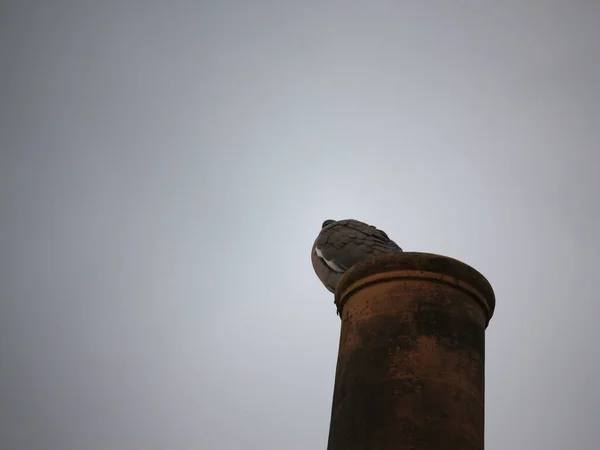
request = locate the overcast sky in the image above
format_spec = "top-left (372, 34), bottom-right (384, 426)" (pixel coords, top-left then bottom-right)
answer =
top-left (2, 1), bottom-right (600, 449)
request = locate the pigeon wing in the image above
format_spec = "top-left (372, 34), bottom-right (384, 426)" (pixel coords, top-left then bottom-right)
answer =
top-left (314, 219), bottom-right (402, 273)
top-left (311, 247), bottom-right (341, 293)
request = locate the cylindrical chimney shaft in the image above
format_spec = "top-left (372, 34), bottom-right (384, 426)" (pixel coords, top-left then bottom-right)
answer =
top-left (327, 252), bottom-right (495, 450)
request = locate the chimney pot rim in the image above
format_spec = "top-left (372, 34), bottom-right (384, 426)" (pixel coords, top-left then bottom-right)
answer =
top-left (334, 252), bottom-right (496, 323)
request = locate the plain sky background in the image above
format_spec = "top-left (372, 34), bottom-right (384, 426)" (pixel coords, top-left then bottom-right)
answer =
top-left (2, 1), bottom-right (599, 449)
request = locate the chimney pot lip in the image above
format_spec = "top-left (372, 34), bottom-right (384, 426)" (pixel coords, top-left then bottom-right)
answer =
top-left (334, 252), bottom-right (496, 323)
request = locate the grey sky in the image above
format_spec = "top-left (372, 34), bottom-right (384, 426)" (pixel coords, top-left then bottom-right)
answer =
top-left (2, 1), bottom-right (599, 449)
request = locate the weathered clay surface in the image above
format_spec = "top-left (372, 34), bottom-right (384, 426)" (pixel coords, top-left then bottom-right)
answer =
top-left (327, 253), bottom-right (495, 450)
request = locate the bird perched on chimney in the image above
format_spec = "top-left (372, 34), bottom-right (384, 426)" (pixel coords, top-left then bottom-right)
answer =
top-left (311, 219), bottom-right (403, 299)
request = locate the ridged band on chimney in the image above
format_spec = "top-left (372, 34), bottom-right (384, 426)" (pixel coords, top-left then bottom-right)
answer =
top-left (327, 252), bottom-right (495, 450)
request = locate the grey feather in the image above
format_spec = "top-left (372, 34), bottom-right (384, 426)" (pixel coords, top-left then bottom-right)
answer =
top-left (311, 219), bottom-right (403, 300)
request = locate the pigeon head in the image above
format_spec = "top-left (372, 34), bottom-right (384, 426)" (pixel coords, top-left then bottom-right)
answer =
top-left (322, 219), bottom-right (336, 228)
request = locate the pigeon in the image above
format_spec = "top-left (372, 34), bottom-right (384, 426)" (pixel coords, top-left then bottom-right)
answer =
top-left (311, 219), bottom-right (403, 296)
